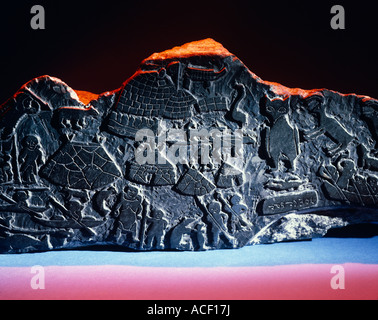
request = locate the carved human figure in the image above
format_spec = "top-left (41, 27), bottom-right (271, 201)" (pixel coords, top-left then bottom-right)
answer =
top-left (0, 150), bottom-right (12, 183)
top-left (66, 200), bottom-right (84, 221)
top-left (19, 135), bottom-right (44, 184)
top-left (112, 186), bottom-right (142, 242)
top-left (145, 209), bottom-right (168, 249)
top-left (223, 195), bottom-right (249, 233)
top-left (170, 217), bottom-right (195, 250)
top-left (170, 214), bottom-right (208, 250)
top-left (207, 201), bottom-right (228, 246)
top-left (336, 159), bottom-right (356, 189)
top-left (261, 98), bottom-right (299, 170)
top-left (194, 219), bottom-right (207, 250)
top-left (230, 195), bottom-right (247, 215)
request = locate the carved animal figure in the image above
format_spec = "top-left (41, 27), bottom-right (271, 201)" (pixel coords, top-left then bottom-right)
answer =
top-left (261, 97), bottom-right (299, 170)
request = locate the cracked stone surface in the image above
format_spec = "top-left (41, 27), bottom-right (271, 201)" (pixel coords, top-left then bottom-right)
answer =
top-left (0, 38), bottom-right (377, 253)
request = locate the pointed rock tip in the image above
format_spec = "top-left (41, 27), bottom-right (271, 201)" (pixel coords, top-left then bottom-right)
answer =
top-left (144, 38), bottom-right (233, 61)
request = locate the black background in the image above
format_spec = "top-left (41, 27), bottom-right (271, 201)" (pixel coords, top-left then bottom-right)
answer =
top-left (0, 0), bottom-right (377, 104)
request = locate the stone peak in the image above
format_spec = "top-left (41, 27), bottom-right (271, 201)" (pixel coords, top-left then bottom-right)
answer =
top-left (144, 38), bottom-right (233, 61)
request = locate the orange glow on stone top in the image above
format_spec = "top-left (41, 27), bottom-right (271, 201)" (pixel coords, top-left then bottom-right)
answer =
top-left (74, 90), bottom-right (99, 105)
top-left (262, 80), bottom-right (324, 99)
top-left (261, 80), bottom-right (372, 101)
top-left (144, 38), bottom-right (233, 61)
top-left (57, 105), bottom-right (96, 112)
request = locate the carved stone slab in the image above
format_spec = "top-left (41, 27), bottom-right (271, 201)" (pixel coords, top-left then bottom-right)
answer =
top-left (0, 39), bottom-right (377, 253)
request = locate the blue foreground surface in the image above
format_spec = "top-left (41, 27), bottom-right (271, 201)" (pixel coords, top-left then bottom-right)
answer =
top-left (1, 233), bottom-right (377, 268)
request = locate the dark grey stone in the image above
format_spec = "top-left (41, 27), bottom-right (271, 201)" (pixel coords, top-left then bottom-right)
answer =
top-left (0, 39), bottom-right (377, 253)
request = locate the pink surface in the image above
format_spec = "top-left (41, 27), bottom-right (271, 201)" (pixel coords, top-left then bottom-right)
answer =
top-left (0, 263), bottom-right (377, 300)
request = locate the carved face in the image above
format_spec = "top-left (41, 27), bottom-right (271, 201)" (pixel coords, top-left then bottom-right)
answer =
top-left (125, 186), bottom-right (138, 200)
top-left (23, 136), bottom-right (39, 151)
top-left (23, 98), bottom-right (40, 114)
top-left (263, 99), bottom-right (288, 121)
top-left (152, 209), bottom-right (163, 219)
top-left (230, 195), bottom-right (241, 205)
top-left (208, 202), bottom-right (221, 215)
